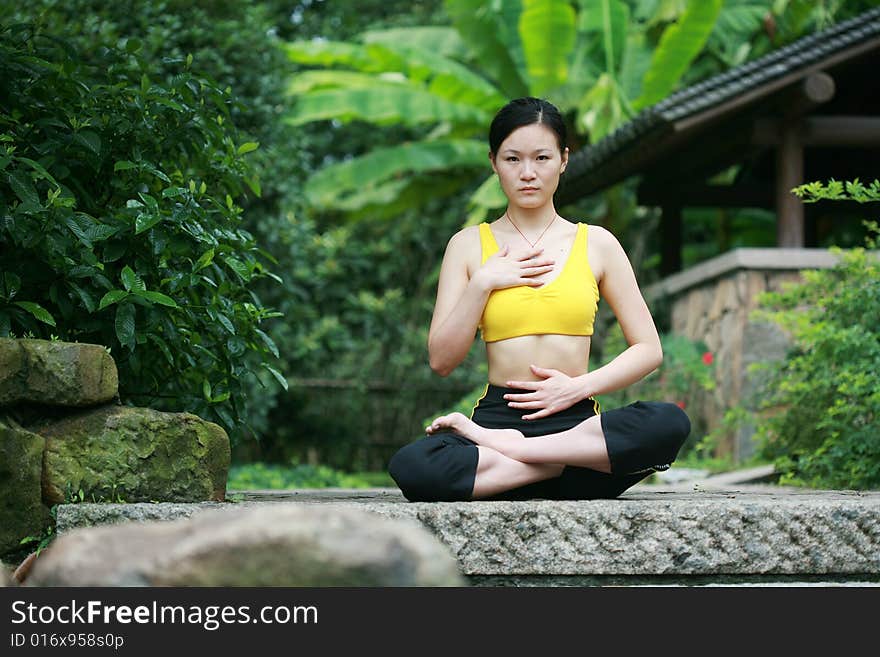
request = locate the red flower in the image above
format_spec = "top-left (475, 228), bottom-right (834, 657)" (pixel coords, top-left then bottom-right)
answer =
top-left (675, 401), bottom-right (686, 410)
top-left (701, 351), bottom-right (714, 365)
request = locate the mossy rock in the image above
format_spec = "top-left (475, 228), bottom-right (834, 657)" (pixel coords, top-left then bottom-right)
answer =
top-left (39, 405), bottom-right (230, 504)
top-left (0, 338), bottom-right (117, 407)
top-left (0, 418), bottom-right (49, 556)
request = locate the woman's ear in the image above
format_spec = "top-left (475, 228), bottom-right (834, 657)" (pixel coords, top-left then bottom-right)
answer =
top-left (560, 147), bottom-right (569, 173)
top-left (489, 150), bottom-right (498, 174)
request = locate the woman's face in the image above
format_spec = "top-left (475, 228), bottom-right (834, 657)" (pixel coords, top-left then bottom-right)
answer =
top-left (491, 123), bottom-right (568, 210)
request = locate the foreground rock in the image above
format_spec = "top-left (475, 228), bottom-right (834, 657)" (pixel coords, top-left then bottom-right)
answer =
top-left (39, 405), bottom-right (230, 504)
top-left (0, 338), bottom-right (117, 407)
top-left (0, 419), bottom-right (48, 555)
top-left (27, 505), bottom-right (464, 586)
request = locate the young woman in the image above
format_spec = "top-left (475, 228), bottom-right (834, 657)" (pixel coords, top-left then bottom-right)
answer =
top-left (388, 97), bottom-right (690, 502)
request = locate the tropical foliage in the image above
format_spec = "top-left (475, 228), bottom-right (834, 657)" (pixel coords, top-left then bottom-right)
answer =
top-left (283, 0), bottom-right (867, 226)
top-left (284, 0), bottom-right (730, 223)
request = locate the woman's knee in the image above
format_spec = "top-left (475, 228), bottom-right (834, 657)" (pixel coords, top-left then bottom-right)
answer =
top-left (657, 402), bottom-right (692, 449)
top-left (601, 400), bottom-right (691, 475)
top-left (387, 436), bottom-right (476, 502)
top-left (387, 442), bottom-right (427, 497)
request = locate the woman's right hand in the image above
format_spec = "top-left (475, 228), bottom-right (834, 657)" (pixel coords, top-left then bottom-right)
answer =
top-left (473, 244), bottom-right (555, 291)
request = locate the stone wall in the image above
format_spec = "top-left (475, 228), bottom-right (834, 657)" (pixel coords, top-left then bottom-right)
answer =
top-left (0, 338), bottom-right (230, 559)
top-left (646, 248), bottom-right (841, 462)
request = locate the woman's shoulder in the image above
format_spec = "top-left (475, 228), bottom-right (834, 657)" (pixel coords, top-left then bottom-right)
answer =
top-left (445, 223), bottom-right (482, 247)
top-left (580, 222), bottom-right (616, 243)
top-left (580, 223), bottom-right (627, 280)
top-left (442, 223), bottom-right (483, 261)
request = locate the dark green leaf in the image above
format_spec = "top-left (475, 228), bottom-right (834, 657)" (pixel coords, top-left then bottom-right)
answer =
top-left (68, 282), bottom-right (96, 313)
top-left (194, 248), bottom-right (215, 272)
top-left (255, 328), bottom-right (279, 358)
top-left (223, 257), bottom-right (251, 281)
top-left (84, 223), bottom-right (118, 242)
top-left (136, 290), bottom-right (178, 307)
top-left (64, 215), bottom-right (92, 247)
top-left (215, 312), bottom-right (235, 334)
top-left (14, 301), bottom-right (56, 327)
top-left (142, 163), bottom-right (171, 183)
top-left (135, 211), bottom-right (163, 234)
top-left (151, 97), bottom-right (185, 112)
top-left (98, 290), bottom-right (129, 310)
top-left (75, 131), bottom-right (101, 155)
top-left (7, 170), bottom-right (41, 207)
top-left (1, 272), bottom-right (21, 301)
top-left (120, 266), bottom-right (143, 292)
top-left (17, 157), bottom-right (59, 186)
top-left (115, 303), bottom-right (136, 350)
top-left (261, 363), bottom-right (288, 391)
top-left (138, 193), bottom-right (159, 212)
top-left (148, 333), bottom-right (174, 365)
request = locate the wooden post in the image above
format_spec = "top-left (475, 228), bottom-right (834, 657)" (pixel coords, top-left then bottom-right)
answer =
top-left (771, 72), bottom-right (831, 248)
top-left (660, 204), bottom-right (682, 276)
top-left (775, 122), bottom-right (804, 247)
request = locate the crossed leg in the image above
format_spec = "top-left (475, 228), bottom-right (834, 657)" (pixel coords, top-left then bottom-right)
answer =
top-left (426, 411), bottom-right (612, 499)
top-left (470, 447), bottom-right (564, 498)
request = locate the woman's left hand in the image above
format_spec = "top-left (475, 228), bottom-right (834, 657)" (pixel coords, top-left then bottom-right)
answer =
top-left (504, 365), bottom-right (586, 420)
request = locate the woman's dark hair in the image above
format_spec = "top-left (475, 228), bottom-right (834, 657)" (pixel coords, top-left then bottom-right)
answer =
top-left (488, 97), bottom-right (567, 156)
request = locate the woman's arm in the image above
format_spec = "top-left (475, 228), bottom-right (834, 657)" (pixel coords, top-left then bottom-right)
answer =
top-left (428, 227), bottom-right (555, 376)
top-left (577, 225), bottom-right (663, 395)
top-left (427, 228), bottom-right (489, 376)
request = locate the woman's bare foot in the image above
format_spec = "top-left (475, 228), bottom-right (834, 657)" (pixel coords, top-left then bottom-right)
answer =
top-left (426, 412), bottom-right (526, 458)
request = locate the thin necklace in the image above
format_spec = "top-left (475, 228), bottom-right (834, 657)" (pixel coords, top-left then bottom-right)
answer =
top-left (505, 210), bottom-right (556, 248)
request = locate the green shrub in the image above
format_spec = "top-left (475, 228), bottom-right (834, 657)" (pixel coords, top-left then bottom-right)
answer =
top-left (0, 22), bottom-right (282, 437)
top-left (751, 222), bottom-right (880, 489)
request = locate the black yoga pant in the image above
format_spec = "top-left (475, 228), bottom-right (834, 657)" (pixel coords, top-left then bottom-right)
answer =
top-left (388, 384), bottom-right (691, 502)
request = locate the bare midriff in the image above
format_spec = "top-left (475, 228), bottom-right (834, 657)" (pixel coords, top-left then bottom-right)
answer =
top-left (485, 333), bottom-right (591, 386)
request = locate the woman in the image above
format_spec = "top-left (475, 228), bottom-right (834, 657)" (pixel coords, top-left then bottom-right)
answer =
top-left (388, 97), bottom-right (690, 502)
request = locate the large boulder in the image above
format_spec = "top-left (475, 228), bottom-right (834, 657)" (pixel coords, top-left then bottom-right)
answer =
top-left (38, 405), bottom-right (229, 504)
top-left (0, 418), bottom-right (48, 556)
top-left (0, 338), bottom-right (118, 407)
top-left (26, 505), bottom-right (465, 586)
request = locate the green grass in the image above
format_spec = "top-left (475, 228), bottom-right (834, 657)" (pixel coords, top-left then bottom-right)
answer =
top-left (228, 461), bottom-right (395, 490)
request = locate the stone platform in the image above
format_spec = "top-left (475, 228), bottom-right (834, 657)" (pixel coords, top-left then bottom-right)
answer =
top-left (56, 482), bottom-right (880, 586)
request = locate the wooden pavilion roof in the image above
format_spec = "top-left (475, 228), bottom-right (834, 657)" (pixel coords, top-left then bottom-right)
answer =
top-left (557, 7), bottom-right (880, 208)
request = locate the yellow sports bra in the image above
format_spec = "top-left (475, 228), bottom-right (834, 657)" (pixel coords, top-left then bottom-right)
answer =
top-left (478, 222), bottom-right (599, 343)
